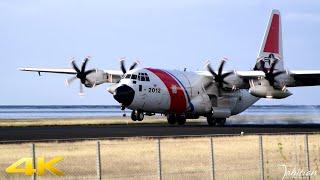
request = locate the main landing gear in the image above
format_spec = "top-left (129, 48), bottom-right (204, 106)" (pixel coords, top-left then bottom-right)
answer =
top-left (166, 114), bottom-right (186, 125)
top-left (207, 115), bottom-right (226, 126)
top-left (131, 110), bottom-right (144, 121)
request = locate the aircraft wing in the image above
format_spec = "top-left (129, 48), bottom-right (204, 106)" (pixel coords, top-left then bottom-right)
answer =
top-left (104, 70), bottom-right (123, 83)
top-left (196, 70), bottom-right (266, 78)
top-left (234, 71), bottom-right (266, 79)
top-left (287, 70), bottom-right (320, 87)
top-left (224, 70), bottom-right (320, 87)
top-left (19, 67), bottom-right (77, 75)
top-left (19, 67), bottom-right (123, 83)
top-left (197, 70), bottom-right (320, 88)
top-left (196, 70), bottom-right (265, 89)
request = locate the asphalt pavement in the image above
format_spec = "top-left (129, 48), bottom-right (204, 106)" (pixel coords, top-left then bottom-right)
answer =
top-left (0, 123), bottom-right (319, 142)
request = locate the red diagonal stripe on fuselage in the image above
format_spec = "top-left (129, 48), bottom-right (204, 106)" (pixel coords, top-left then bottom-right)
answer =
top-left (146, 68), bottom-right (187, 113)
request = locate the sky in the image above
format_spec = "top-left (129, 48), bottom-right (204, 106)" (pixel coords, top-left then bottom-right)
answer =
top-left (1, 0), bottom-right (320, 105)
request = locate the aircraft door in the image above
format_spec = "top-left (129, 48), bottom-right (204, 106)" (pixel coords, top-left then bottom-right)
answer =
top-left (135, 73), bottom-right (149, 108)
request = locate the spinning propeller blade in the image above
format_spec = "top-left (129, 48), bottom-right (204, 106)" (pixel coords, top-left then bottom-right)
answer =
top-left (258, 59), bottom-right (286, 87)
top-left (206, 58), bottom-right (234, 96)
top-left (119, 57), bottom-right (139, 74)
top-left (67, 56), bottom-right (96, 96)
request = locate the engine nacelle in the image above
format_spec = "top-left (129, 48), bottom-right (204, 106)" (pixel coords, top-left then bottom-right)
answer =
top-left (249, 85), bottom-right (292, 99)
top-left (85, 69), bottom-right (107, 87)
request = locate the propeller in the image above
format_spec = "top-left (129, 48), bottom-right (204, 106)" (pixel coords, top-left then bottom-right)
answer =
top-left (66, 57), bottom-right (95, 96)
top-left (258, 58), bottom-right (286, 87)
top-left (206, 58), bottom-right (234, 96)
top-left (119, 57), bottom-right (139, 74)
top-left (116, 57), bottom-right (139, 109)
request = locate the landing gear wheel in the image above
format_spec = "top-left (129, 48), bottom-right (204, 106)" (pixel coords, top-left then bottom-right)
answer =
top-left (177, 116), bottom-right (186, 125)
top-left (131, 111), bottom-right (137, 121)
top-left (216, 118), bottom-right (226, 126)
top-left (207, 116), bottom-right (217, 126)
top-left (167, 114), bottom-right (176, 125)
top-left (136, 111), bottom-right (144, 121)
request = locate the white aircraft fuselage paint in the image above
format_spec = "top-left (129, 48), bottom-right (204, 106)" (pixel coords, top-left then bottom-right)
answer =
top-left (118, 68), bottom-right (259, 117)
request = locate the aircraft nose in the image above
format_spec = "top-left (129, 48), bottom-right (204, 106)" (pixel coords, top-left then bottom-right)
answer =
top-left (113, 85), bottom-right (135, 106)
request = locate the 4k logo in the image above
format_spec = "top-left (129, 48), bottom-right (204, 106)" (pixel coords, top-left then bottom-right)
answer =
top-left (5, 157), bottom-right (64, 176)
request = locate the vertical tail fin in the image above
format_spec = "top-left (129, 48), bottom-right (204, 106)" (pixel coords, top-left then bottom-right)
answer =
top-left (254, 9), bottom-right (284, 71)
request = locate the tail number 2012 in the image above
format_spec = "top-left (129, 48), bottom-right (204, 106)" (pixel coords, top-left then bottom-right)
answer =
top-left (149, 87), bottom-right (160, 93)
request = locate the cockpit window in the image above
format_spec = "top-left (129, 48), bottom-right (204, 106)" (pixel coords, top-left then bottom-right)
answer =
top-left (125, 74), bottom-right (131, 79)
top-left (145, 73), bottom-right (150, 81)
top-left (131, 74), bottom-right (137, 80)
top-left (138, 73), bottom-right (150, 81)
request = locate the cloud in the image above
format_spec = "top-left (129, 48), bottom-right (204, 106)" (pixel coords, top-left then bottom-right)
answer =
top-left (285, 12), bottom-right (320, 23)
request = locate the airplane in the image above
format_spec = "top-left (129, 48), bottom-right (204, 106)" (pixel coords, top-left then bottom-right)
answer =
top-left (20, 9), bottom-right (320, 126)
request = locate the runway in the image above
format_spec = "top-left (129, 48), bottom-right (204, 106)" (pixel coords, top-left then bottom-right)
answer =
top-left (0, 123), bottom-right (320, 141)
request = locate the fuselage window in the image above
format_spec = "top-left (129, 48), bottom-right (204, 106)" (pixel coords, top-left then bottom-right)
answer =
top-left (125, 74), bottom-right (131, 79)
top-left (144, 73), bottom-right (150, 81)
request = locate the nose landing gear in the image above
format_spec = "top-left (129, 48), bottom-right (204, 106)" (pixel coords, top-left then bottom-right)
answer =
top-left (131, 110), bottom-right (144, 121)
top-left (121, 105), bottom-right (126, 117)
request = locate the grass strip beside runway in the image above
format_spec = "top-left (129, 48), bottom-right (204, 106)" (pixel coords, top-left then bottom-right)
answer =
top-left (0, 135), bottom-right (319, 179)
top-left (0, 116), bottom-right (175, 127)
